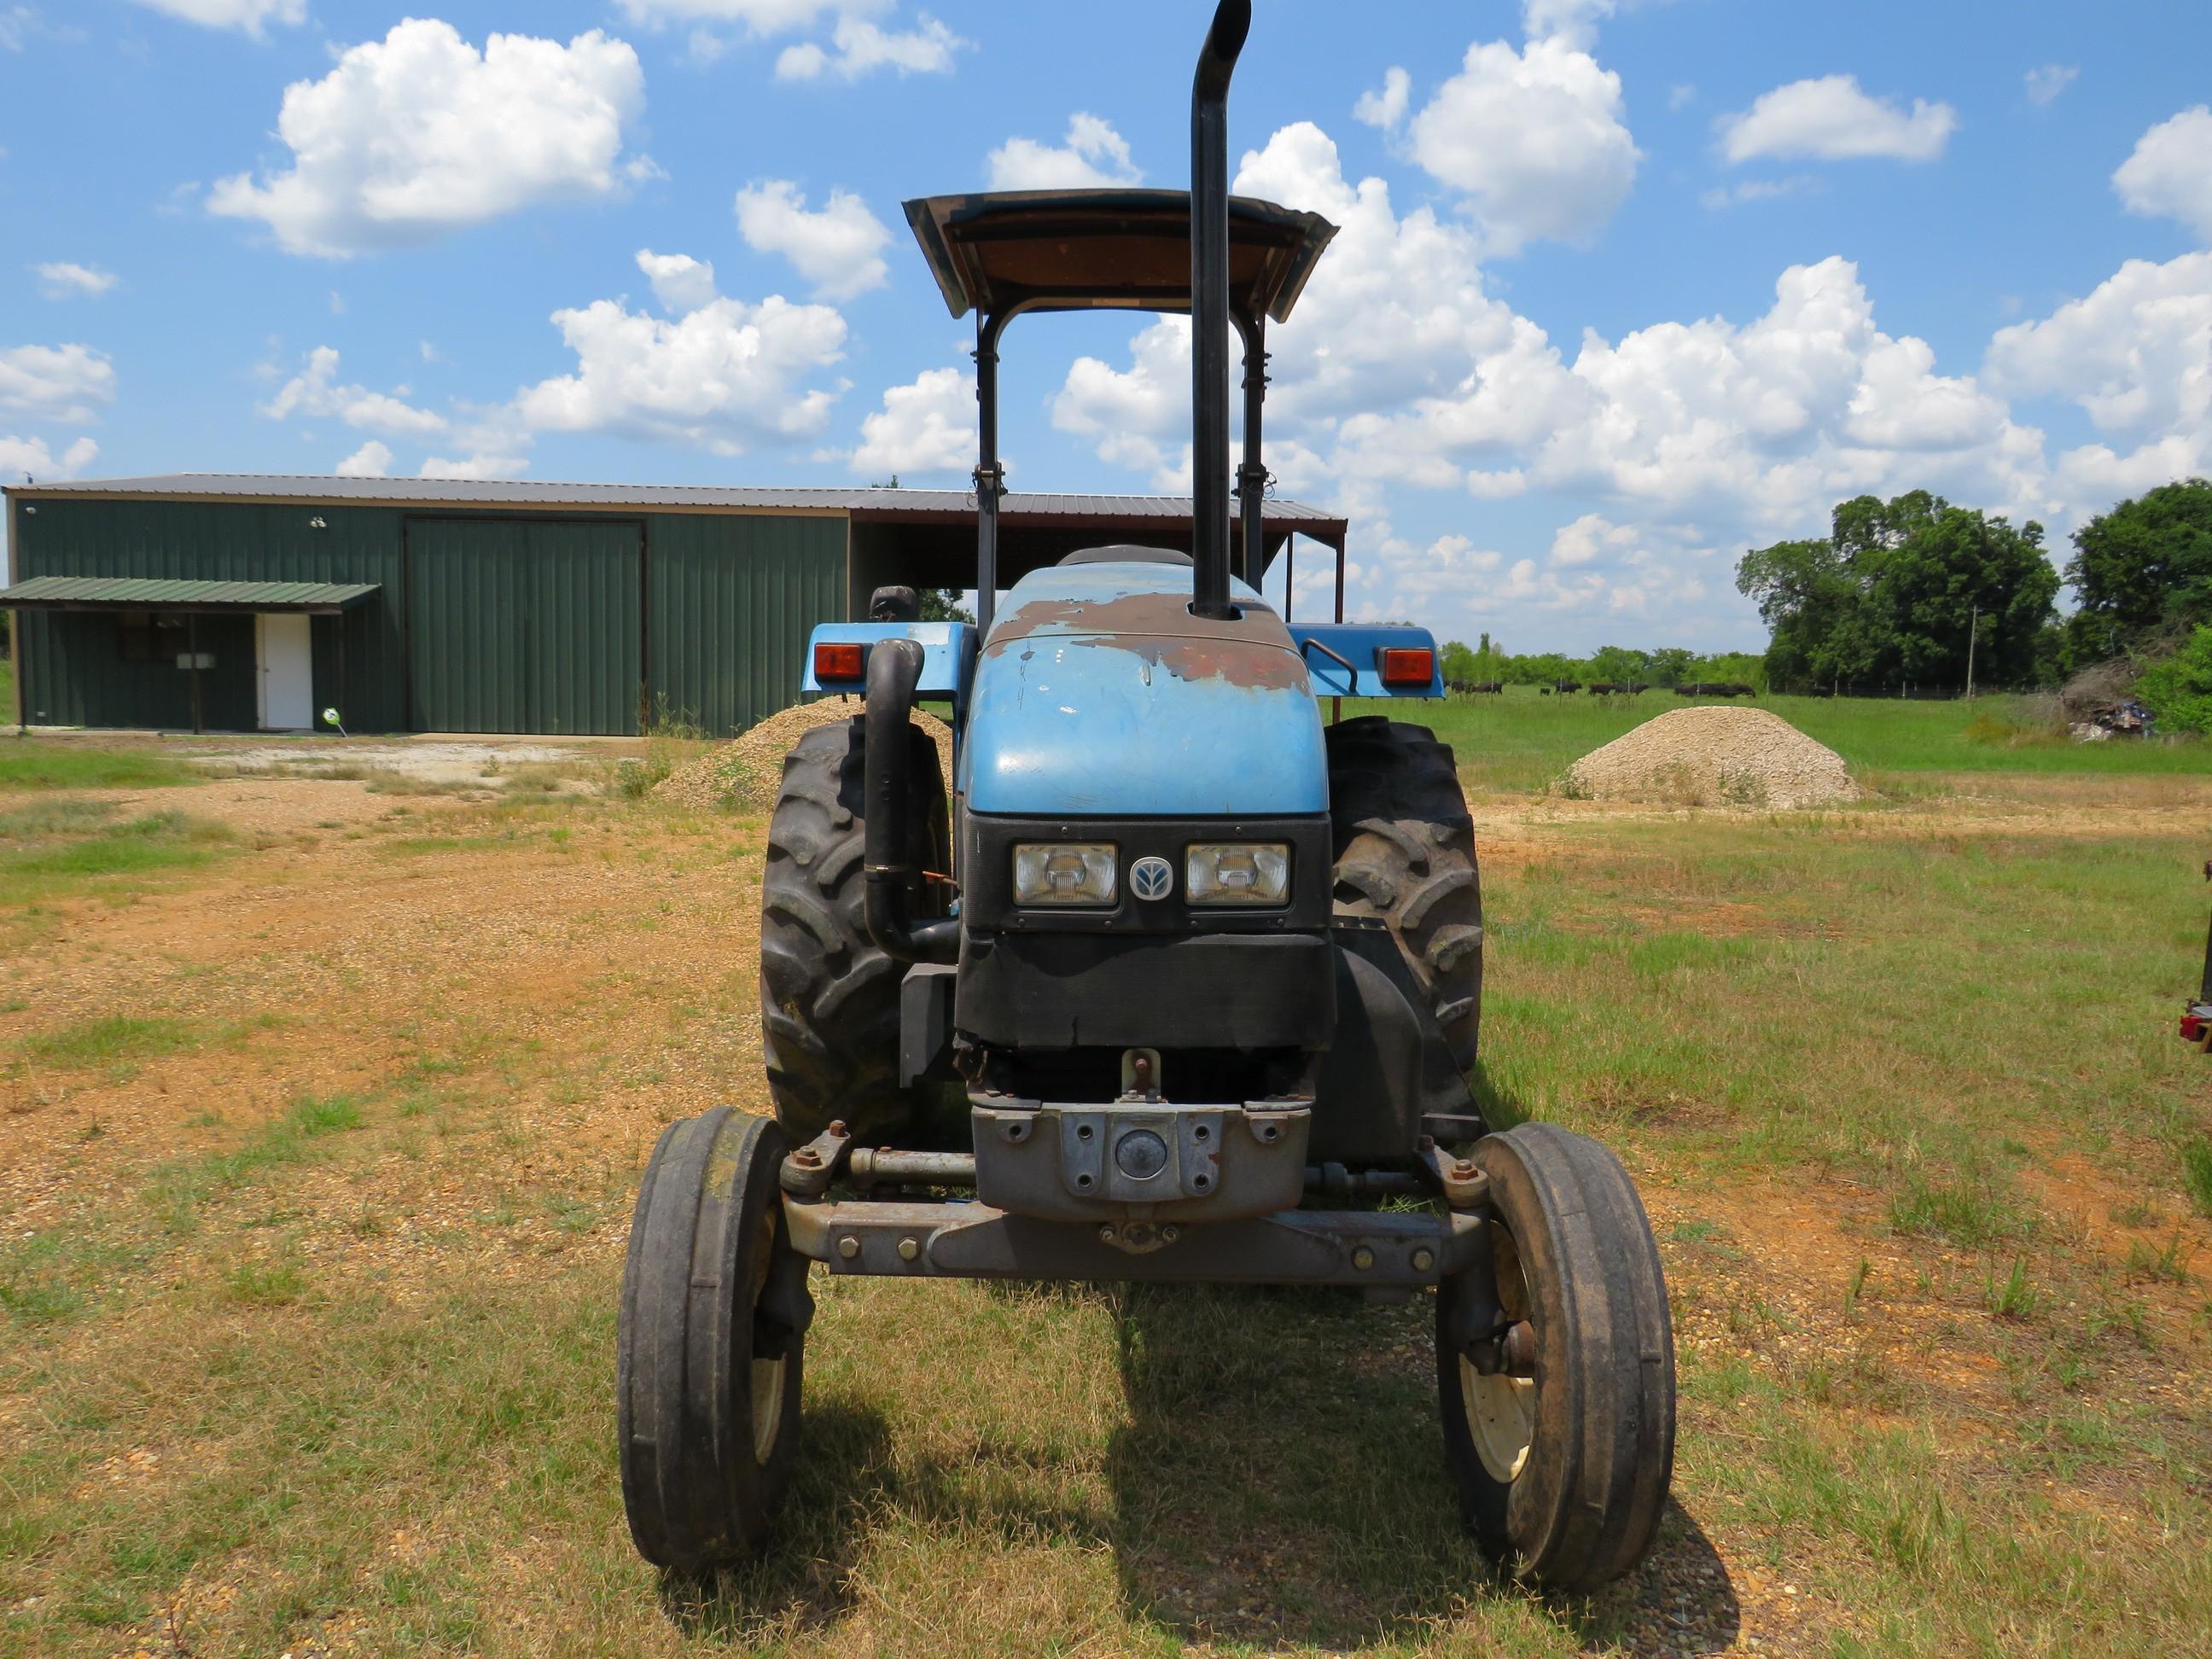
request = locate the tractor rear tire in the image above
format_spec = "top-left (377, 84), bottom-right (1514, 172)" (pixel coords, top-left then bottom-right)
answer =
top-left (760, 716), bottom-right (948, 1144)
top-left (1437, 1122), bottom-right (1675, 1591)
top-left (618, 1107), bottom-right (811, 1575)
top-left (1324, 716), bottom-right (1483, 1071)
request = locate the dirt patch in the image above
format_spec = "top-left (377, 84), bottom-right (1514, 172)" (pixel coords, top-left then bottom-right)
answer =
top-left (104, 777), bottom-right (410, 837)
top-left (198, 739), bottom-right (602, 789)
top-left (1565, 707), bottom-right (1864, 810)
top-left (654, 700), bottom-right (953, 812)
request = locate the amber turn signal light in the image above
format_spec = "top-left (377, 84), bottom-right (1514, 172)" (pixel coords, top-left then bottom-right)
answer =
top-left (1378, 647), bottom-right (1434, 688)
top-left (813, 641), bottom-right (867, 682)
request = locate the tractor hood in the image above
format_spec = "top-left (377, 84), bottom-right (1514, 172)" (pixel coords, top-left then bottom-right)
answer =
top-left (961, 557), bottom-right (1326, 817)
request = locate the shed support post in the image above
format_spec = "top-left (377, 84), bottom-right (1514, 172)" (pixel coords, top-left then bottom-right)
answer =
top-left (187, 613), bottom-right (203, 736)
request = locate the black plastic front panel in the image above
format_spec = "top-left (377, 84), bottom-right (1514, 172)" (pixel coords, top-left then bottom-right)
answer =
top-left (955, 929), bottom-right (1335, 1051)
top-left (960, 813), bottom-right (1333, 935)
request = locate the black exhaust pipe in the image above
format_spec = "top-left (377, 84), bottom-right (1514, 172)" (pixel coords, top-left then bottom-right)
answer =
top-left (1190, 0), bottom-right (1250, 623)
top-left (863, 638), bottom-right (958, 964)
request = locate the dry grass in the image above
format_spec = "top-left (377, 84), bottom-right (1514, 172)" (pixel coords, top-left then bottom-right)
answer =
top-left (0, 743), bottom-right (2208, 1656)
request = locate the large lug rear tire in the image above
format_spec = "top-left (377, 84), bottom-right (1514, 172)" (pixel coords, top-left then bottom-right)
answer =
top-left (618, 1107), bottom-right (812, 1575)
top-left (1324, 715), bottom-right (1483, 1070)
top-left (759, 716), bottom-right (948, 1144)
top-left (1437, 1122), bottom-right (1676, 1592)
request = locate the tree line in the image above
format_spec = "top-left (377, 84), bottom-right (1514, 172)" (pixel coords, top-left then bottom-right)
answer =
top-left (1733, 478), bottom-right (2212, 696)
top-left (1437, 637), bottom-right (1767, 692)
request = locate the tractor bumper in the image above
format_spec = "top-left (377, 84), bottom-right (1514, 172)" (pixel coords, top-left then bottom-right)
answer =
top-left (782, 1193), bottom-right (1486, 1286)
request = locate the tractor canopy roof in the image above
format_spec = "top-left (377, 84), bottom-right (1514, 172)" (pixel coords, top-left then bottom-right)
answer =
top-left (900, 189), bottom-right (1336, 326)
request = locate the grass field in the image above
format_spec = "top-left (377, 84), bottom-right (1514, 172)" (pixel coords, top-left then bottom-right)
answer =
top-left (1, 714), bottom-right (2208, 1657)
top-left (1389, 689), bottom-right (2211, 795)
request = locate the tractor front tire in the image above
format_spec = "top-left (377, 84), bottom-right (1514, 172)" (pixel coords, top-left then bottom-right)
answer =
top-left (618, 1108), bottom-right (810, 1575)
top-left (760, 716), bottom-right (947, 1144)
top-left (1437, 1122), bottom-right (1675, 1592)
top-left (1325, 716), bottom-right (1483, 1071)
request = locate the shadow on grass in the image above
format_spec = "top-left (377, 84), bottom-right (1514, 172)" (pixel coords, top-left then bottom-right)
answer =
top-left (653, 1400), bottom-right (894, 1639)
top-left (1102, 1283), bottom-right (1738, 1654)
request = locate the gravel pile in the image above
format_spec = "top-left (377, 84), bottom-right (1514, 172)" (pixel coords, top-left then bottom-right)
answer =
top-left (1563, 705), bottom-right (1861, 810)
top-left (652, 697), bottom-right (953, 813)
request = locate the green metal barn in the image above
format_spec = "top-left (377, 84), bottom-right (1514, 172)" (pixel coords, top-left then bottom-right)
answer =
top-left (1, 475), bottom-right (1344, 736)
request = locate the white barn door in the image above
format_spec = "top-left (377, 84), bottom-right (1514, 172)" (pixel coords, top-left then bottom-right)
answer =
top-left (255, 614), bottom-right (313, 731)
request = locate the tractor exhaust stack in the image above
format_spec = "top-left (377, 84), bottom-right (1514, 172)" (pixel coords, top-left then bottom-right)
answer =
top-left (1190, 0), bottom-right (1250, 622)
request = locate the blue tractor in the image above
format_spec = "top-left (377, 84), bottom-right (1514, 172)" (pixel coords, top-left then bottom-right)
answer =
top-left (618, 0), bottom-right (1675, 1592)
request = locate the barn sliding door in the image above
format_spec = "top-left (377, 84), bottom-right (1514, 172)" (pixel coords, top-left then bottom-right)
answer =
top-left (405, 518), bottom-right (643, 735)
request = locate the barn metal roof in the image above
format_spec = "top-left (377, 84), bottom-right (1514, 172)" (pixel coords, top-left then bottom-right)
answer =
top-left (0, 575), bottom-right (381, 613)
top-left (4, 473), bottom-right (1345, 532)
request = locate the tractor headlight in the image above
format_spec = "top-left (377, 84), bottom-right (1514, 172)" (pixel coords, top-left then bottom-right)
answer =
top-left (1185, 843), bottom-right (1289, 906)
top-left (1012, 843), bottom-right (1117, 906)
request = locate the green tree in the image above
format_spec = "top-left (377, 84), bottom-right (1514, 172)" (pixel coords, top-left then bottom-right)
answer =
top-left (1863, 499), bottom-right (2057, 688)
top-left (1586, 644), bottom-right (1650, 684)
top-left (2063, 477), bottom-right (2212, 665)
top-left (918, 589), bottom-right (975, 625)
top-left (1440, 639), bottom-right (1481, 682)
top-left (2135, 624), bottom-right (2212, 734)
top-left (1735, 536), bottom-right (1876, 689)
top-left (1737, 492), bottom-right (2058, 691)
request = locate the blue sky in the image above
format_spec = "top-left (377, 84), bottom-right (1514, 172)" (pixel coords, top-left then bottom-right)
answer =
top-left (4, 0), bottom-right (2210, 652)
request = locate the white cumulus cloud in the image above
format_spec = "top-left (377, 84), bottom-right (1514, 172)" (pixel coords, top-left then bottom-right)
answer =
top-left (261, 346), bottom-right (447, 435)
top-left (1719, 75), bottom-right (1957, 165)
top-left (616, 0), bottom-right (839, 24)
top-left (129, 0), bottom-right (303, 35)
top-left (2023, 64), bottom-right (2078, 107)
top-left (1354, 67), bottom-right (1410, 131)
top-left (987, 114), bottom-right (1140, 191)
top-left (1550, 512), bottom-right (1636, 567)
top-left (1052, 317), bottom-right (1194, 488)
top-left (513, 285), bottom-right (847, 455)
top-left (420, 452), bottom-right (530, 480)
top-left (334, 439), bottom-right (392, 477)
top-left (637, 248), bottom-right (719, 315)
top-left (1405, 36), bottom-right (1639, 253)
top-left (33, 261), bottom-right (118, 299)
top-left (207, 20), bottom-right (649, 258)
top-left (851, 365), bottom-right (974, 475)
top-left (732, 181), bottom-right (890, 300)
top-left (2113, 107), bottom-right (2212, 243)
top-left (776, 14), bottom-right (962, 80)
top-left (0, 342), bottom-right (116, 423)
top-left (0, 433), bottom-right (98, 479)
top-left (1521, 0), bottom-right (1615, 49)
top-left (1986, 251), bottom-right (2212, 437)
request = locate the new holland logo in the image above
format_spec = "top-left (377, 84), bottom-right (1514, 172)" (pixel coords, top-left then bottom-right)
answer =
top-left (1128, 855), bottom-right (1174, 901)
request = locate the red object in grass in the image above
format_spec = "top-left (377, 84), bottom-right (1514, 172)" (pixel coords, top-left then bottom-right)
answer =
top-left (2184, 1011), bottom-right (2207, 1043)
top-left (813, 641), bottom-right (866, 683)
top-left (1378, 647), bottom-right (1435, 689)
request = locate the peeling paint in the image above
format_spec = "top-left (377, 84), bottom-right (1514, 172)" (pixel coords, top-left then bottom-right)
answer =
top-left (965, 559), bottom-right (1326, 816)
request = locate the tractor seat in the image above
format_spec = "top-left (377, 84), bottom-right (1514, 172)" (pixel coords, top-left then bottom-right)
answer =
top-left (1058, 544), bottom-right (1193, 567)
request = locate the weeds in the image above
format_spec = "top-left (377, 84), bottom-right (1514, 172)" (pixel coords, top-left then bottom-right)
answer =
top-left (0, 745), bottom-right (199, 791)
top-left (611, 697), bottom-right (710, 800)
top-left (21, 1015), bottom-right (199, 1068)
top-left (1982, 1256), bottom-right (2040, 1319)
top-left (2125, 1233), bottom-right (2193, 1284)
top-left (1843, 1256), bottom-right (1871, 1318)
top-left (2180, 1133), bottom-right (2212, 1218)
top-left (1889, 1173), bottom-right (2032, 1248)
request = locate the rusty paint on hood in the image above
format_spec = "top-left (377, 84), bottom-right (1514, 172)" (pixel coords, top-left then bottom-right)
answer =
top-left (987, 588), bottom-right (1307, 691)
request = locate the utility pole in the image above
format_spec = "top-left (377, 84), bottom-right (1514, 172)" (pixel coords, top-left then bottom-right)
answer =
top-left (1965, 604), bottom-right (1979, 700)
